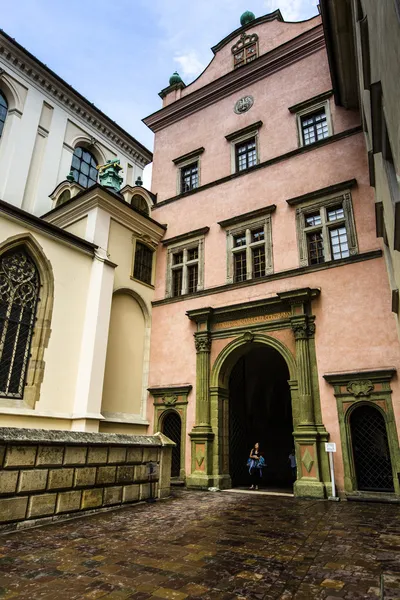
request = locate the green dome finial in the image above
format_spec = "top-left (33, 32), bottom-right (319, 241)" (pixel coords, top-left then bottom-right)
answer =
top-left (169, 71), bottom-right (183, 86)
top-left (240, 10), bottom-right (255, 26)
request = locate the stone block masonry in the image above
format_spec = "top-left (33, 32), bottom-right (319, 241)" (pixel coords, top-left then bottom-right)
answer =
top-left (0, 428), bottom-right (174, 529)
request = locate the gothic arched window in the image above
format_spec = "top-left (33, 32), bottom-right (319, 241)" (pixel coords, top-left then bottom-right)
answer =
top-left (0, 91), bottom-right (8, 138)
top-left (70, 146), bottom-right (98, 188)
top-left (0, 248), bottom-right (40, 398)
top-left (131, 194), bottom-right (149, 216)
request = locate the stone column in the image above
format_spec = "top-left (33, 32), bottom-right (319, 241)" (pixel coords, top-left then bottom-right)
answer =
top-left (186, 331), bottom-right (215, 489)
top-left (291, 318), bottom-right (314, 425)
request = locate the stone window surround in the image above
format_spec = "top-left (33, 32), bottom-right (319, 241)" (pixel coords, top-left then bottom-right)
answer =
top-left (226, 121), bottom-right (263, 175)
top-left (173, 148), bottom-right (205, 196)
top-left (294, 188), bottom-right (358, 268)
top-left (222, 213), bottom-right (274, 284)
top-left (165, 234), bottom-right (206, 298)
top-left (295, 99), bottom-right (333, 148)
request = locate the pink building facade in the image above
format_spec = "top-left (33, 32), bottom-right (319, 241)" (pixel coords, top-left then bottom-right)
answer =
top-left (144, 10), bottom-right (400, 499)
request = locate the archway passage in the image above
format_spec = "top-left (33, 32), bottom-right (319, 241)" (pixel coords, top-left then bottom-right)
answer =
top-left (162, 411), bottom-right (181, 478)
top-left (229, 344), bottom-right (294, 489)
top-left (350, 405), bottom-right (394, 492)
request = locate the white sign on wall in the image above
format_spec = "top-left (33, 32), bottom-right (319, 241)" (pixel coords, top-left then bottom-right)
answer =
top-left (325, 442), bottom-right (337, 452)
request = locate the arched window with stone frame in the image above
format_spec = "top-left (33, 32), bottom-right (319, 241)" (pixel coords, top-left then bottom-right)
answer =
top-left (0, 91), bottom-right (8, 138)
top-left (0, 234), bottom-right (54, 407)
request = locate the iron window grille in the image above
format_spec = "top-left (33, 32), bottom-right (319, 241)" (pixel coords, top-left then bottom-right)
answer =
top-left (235, 138), bottom-right (257, 172)
top-left (300, 109), bottom-right (329, 145)
top-left (70, 146), bottom-right (98, 188)
top-left (133, 242), bottom-right (153, 285)
top-left (0, 92), bottom-right (8, 138)
top-left (296, 193), bottom-right (358, 267)
top-left (0, 248), bottom-right (39, 399)
top-left (180, 162), bottom-right (199, 193)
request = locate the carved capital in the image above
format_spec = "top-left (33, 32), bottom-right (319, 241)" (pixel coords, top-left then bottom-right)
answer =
top-left (291, 319), bottom-right (315, 340)
top-left (346, 380), bottom-right (374, 397)
top-left (194, 333), bottom-right (211, 353)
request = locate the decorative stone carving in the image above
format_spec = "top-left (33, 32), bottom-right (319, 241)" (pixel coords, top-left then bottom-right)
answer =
top-left (346, 380), bottom-right (374, 397)
top-left (302, 449), bottom-right (314, 473)
top-left (194, 334), bottom-right (211, 353)
top-left (242, 331), bottom-right (254, 343)
top-left (292, 322), bottom-right (308, 340)
top-left (231, 32), bottom-right (258, 55)
top-left (234, 95), bottom-right (254, 114)
top-left (195, 447), bottom-right (205, 467)
top-left (162, 395), bottom-right (178, 406)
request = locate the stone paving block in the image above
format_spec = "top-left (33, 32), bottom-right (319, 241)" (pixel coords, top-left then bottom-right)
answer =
top-left (87, 446), bottom-right (108, 464)
top-left (64, 445), bottom-right (87, 465)
top-left (81, 488), bottom-right (103, 509)
top-left (56, 490), bottom-right (82, 513)
top-left (104, 486), bottom-right (123, 506)
top-left (18, 469), bottom-right (48, 492)
top-left (74, 467), bottom-right (96, 487)
top-left (108, 447), bottom-right (127, 464)
top-left (47, 468), bottom-right (74, 490)
top-left (97, 466), bottom-right (116, 485)
top-left (0, 470), bottom-right (18, 494)
top-left (134, 464), bottom-right (147, 481)
top-left (116, 465), bottom-right (134, 484)
top-left (0, 495), bottom-right (27, 521)
top-left (122, 484), bottom-right (140, 503)
top-left (27, 493), bottom-right (56, 518)
top-left (36, 445), bottom-right (64, 466)
top-left (4, 445), bottom-right (36, 467)
top-left (143, 447), bottom-right (158, 462)
top-left (126, 447), bottom-right (143, 463)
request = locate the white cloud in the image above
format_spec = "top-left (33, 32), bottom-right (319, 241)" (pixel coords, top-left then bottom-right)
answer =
top-left (174, 51), bottom-right (205, 79)
top-left (264, 0), bottom-right (318, 21)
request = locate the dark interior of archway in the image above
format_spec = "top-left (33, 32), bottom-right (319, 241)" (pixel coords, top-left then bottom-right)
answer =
top-left (229, 345), bottom-right (294, 489)
top-left (162, 412), bottom-right (181, 478)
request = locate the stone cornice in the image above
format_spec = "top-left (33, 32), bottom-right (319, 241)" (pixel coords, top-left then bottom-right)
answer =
top-left (152, 249), bottom-right (382, 307)
top-left (0, 198), bottom-right (97, 255)
top-left (286, 179), bottom-right (357, 206)
top-left (43, 185), bottom-right (166, 244)
top-left (143, 24), bottom-right (325, 133)
top-left (0, 30), bottom-right (152, 166)
top-left (288, 90), bottom-right (333, 113)
top-left (152, 126), bottom-right (363, 210)
top-left (162, 226), bottom-right (210, 247)
top-left (218, 204), bottom-right (276, 228)
top-left (225, 121), bottom-right (263, 141)
top-left (172, 147), bottom-right (205, 165)
top-left (148, 385), bottom-right (192, 396)
top-left (323, 368), bottom-right (396, 385)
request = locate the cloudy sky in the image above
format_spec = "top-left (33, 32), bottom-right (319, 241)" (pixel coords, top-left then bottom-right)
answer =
top-left (1, 0), bottom-right (318, 155)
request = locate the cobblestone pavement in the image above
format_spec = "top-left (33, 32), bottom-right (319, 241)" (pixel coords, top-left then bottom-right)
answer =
top-left (0, 489), bottom-right (399, 599)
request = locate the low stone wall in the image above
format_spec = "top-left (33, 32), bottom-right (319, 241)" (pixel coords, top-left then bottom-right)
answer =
top-left (0, 428), bottom-right (173, 529)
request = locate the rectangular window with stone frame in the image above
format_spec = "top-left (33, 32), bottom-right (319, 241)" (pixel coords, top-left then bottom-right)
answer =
top-left (219, 209), bottom-right (274, 284)
top-left (294, 99), bottom-right (333, 147)
top-left (295, 191), bottom-right (358, 267)
top-left (133, 241), bottom-right (154, 286)
top-left (172, 148), bottom-right (204, 196)
top-left (166, 238), bottom-right (205, 298)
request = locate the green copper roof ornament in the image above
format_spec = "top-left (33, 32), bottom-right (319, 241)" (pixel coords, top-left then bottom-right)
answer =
top-left (66, 170), bottom-right (75, 183)
top-left (240, 10), bottom-right (256, 26)
top-left (97, 159), bottom-right (123, 192)
top-left (169, 71), bottom-right (183, 86)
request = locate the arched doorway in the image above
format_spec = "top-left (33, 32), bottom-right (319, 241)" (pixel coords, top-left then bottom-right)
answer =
top-left (350, 404), bottom-right (394, 492)
top-left (229, 344), bottom-right (294, 489)
top-left (162, 411), bottom-right (182, 478)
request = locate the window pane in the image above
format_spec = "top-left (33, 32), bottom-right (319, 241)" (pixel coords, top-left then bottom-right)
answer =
top-left (133, 242), bottom-right (153, 285)
top-left (173, 252), bottom-right (183, 265)
top-left (305, 212), bottom-right (322, 227)
top-left (188, 247), bottom-right (198, 261)
top-left (181, 162), bottom-right (198, 193)
top-left (252, 246), bottom-right (266, 278)
top-left (307, 231), bottom-right (325, 265)
top-left (234, 251), bottom-right (247, 282)
top-left (131, 195), bottom-right (149, 215)
top-left (187, 264), bottom-right (198, 294)
top-left (327, 205), bottom-right (345, 222)
top-left (233, 233), bottom-right (246, 247)
top-left (70, 146), bottom-right (98, 189)
top-left (0, 92), bottom-right (7, 138)
top-left (330, 227), bottom-right (349, 259)
top-left (251, 228), bottom-right (265, 243)
top-left (172, 268), bottom-right (183, 297)
top-left (236, 138), bottom-right (257, 172)
top-left (301, 109), bottom-right (329, 145)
